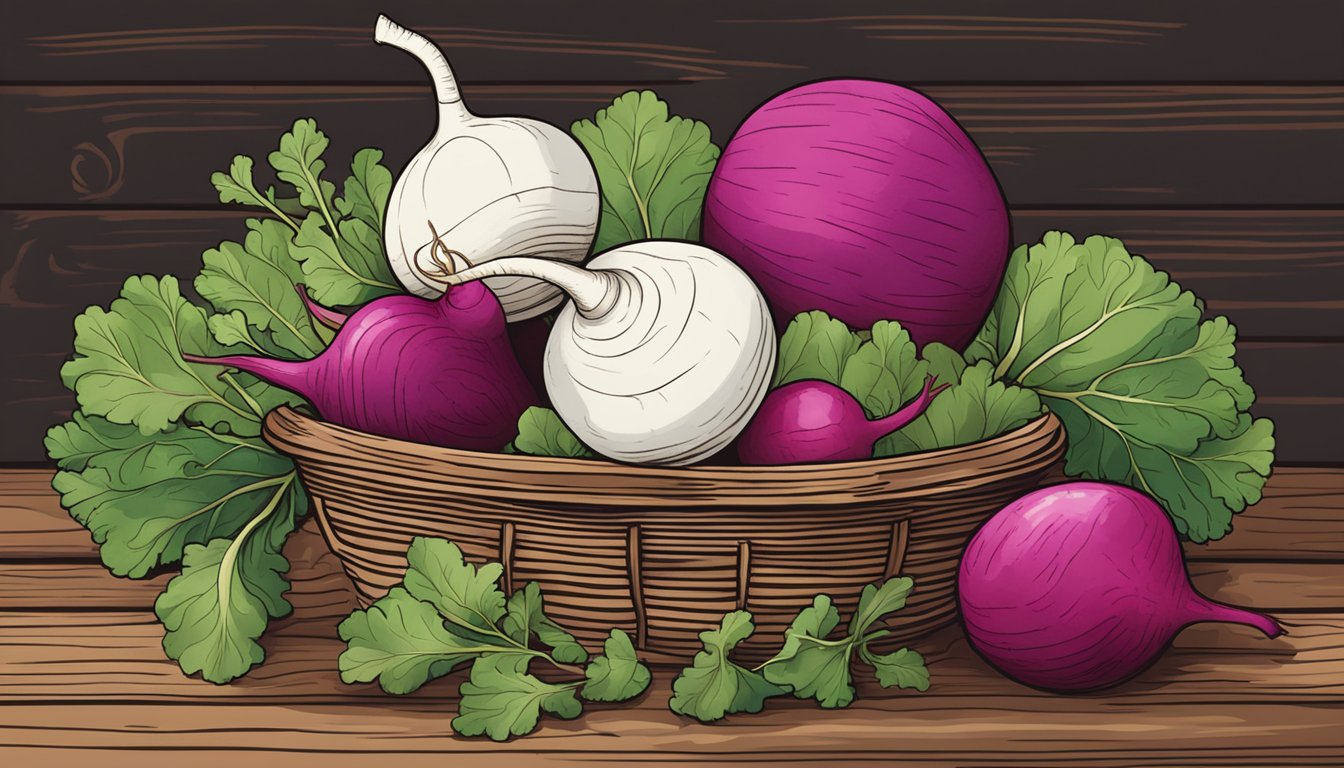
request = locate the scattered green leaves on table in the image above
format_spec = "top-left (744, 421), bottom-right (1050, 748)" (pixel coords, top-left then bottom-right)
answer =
top-left (337, 537), bottom-right (650, 741)
top-left (669, 576), bottom-right (929, 722)
top-left (47, 118), bottom-right (405, 683)
top-left (503, 406), bottom-right (595, 458)
top-left (668, 611), bottom-right (787, 721)
top-left (964, 231), bottom-right (1274, 541)
top-left (571, 90), bottom-right (720, 253)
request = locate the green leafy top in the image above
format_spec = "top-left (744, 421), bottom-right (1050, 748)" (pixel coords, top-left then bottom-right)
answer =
top-left (571, 90), bottom-right (720, 253)
top-left (669, 577), bottom-right (929, 722)
top-left (47, 117), bottom-right (408, 684)
top-left (338, 537), bottom-right (649, 741)
top-left (966, 231), bottom-right (1274, 541)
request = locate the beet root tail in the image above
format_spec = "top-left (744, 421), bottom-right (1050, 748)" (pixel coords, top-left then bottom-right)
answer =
top-left (181, 352), bottom-right (313, 399)
top-left (868, 375), bottom-right (947, 442)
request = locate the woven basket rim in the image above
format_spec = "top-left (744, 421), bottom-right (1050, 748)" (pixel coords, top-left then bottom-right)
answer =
top-left (264, 405), bottom-right (1063, 481)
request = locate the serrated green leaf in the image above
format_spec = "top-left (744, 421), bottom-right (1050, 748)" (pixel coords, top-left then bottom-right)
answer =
top-left (848, 577), bottom-right (914, 637)
top-left (336, 147), bottom-right (392, 236)
top-left (453, 654), bottom-right (582, 741)
top-left (503, 581), bottom-right (588, 664)
top-left (46, 414), bottom-right (296, 578)
top-left (207, 311), bottom-right (268, 354)
top-left (775, 310), bottom-right (864, 387)
top-left (581, 629), bottom-right (651, 702)
top-left (839, 320), bottom-right (928, 418)
top-left (290, 213), bottom-right (398, 306)
top-left (268, 118), bottom-right (337, 216)
top-left (571, 90), bottom-right (719, 252)
top-left (195, 219), bottom-right (325, 359)
top-left (864, 647), bottom-right (929, 691)
top-left (920, 342), bottom-right (966, 389)
top-left (155, 472), bottom-right (304, 683)
top-left (761, 595), bottom-right (854, 708)
top-left (967, 231), bottom-right (1274, 540)
top-left (510, 407), bottom-right (594, 459)
top-left (402, 537), bottom-right (507, 635)
top-left (668, 611), bottom-right (786, 722)
top-left (876, 361), bottom-right (1042, 457)
top-left (61, 275), bottom-right (263, 435)
top-left (337, 586), bottom-right (479, 694)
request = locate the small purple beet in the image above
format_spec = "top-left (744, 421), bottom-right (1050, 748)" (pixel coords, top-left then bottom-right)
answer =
top-left (184, 282), bottom-right (536, 450)
top-left (737, 376), bottom-right (945, 465)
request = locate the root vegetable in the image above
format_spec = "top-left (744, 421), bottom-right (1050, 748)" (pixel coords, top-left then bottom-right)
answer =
top-left (958, 482), bottom-right (1283, 692)
top-left (738, 377), bottom-right (946, 465)
top-left (184, 281), bottom-right (536, 450)
top-left (373, 15), bottom-right (599, 321)
top-left (444, 241), bottom-right (775, 465)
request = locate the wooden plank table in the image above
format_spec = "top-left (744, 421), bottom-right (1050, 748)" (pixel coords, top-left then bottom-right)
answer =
top-left (2, 468), bottom-right (1341, 766)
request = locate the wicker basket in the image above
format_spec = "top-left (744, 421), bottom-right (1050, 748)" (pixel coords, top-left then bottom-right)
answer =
top-left (264, 406), bottom-right (1066, 663)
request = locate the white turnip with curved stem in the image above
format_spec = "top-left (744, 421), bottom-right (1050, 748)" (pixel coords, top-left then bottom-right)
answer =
top-left (373, 15), bottom-right (599, 321)
top-left (442, 242), bottom-right (776, 466)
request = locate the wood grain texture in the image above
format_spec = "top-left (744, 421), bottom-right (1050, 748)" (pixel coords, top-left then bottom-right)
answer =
top-left (4, 1), bottom-right (1342, 82)
top-left (4, 84), bottom-right (1341, 207)
top-left (8, 466), bottom-right (1339, 564)
top-left (269, 407), bottom-right (1065, 660)
top-left (7, 208), bottom-right (1341, 338)
top-left (2, 702), bottom-right (1343, 767)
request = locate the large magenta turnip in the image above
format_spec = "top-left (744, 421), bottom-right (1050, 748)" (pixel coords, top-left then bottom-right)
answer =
top-left (958, 482), bottom-right (1283, 693)
top-left (703, 79), bottom-right (1010, 350)
top-left (184, 281), bottom-right (536, 450)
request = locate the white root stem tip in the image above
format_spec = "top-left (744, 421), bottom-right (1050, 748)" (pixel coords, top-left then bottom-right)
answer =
top-left (373, 14), bottom-right (469, 120)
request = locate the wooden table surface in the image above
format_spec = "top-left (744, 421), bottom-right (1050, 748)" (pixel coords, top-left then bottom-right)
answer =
top-left (2, 467), bottom-right (1342, 766)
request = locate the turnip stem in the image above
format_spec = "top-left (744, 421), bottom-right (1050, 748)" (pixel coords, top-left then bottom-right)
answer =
top-left (868, 375), bottom-right (948, 441)
top-left (445, 257), bottom-right (619, 318)
top-left (294, 284), bottom-right (347, 331)
top-left (374, 15), bottom-right (469, 123)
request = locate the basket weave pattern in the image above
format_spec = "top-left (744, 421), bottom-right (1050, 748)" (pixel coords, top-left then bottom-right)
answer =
top-left (264, 407), bottom-right (1066, 663)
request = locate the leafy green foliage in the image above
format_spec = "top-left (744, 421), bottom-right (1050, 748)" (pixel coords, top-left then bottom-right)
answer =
top-left (775, 310), bottom-right (865, 387)
top-left (582, 630), bottom-right (651, 702)
top-left (965, 231), bottom-right (1274, 541)
top-left (760, 578), bottom-right (927, 707)
top-left (337, 537), bottom-right (649, 740)
top-left (875, 361), bottom-right (1043, 457)
top-left (668, 611), bottom-right (788, 722)
top-left (670, 578), bottom-right (929, 722)
top-left (48, 118), bottom-right (406, 683)
top-left (507, 406), bottom-right (595, 458)
top-left (840, 320), bottom-right (929, 417)
top-left (571, 90), bottom-right (720, 252)
top-left (196, 218), bottom-right (325, 359)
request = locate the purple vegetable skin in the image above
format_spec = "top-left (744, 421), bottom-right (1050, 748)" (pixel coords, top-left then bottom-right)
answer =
top-left (703, 79), bottom-right (1009, 350)
top-left (737, 376), bottom-right (945, 465)
top-left (185, 282), bottom-right (536, 450)
top-left (958, 482), bottom-right (1282, 693)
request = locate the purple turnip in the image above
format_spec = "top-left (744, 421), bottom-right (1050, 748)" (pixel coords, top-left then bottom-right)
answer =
top-left (737, 376), bottom-right (946, 465)
top-left (958, 482), bottom-right (1283, 693)
top-left (184, 281), bottom-right (536, 450)
top-left (703, 79), bottom-right (1009, 350)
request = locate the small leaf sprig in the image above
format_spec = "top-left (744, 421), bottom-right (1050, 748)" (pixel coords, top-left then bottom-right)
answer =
top-left (669, 576), bottom-right (930, 721)
top-left (338, 537), bottom-right (650, 741)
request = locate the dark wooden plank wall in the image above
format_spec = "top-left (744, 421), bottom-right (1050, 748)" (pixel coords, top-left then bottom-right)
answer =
top-left (2, 1), bottom-right (1342, 463)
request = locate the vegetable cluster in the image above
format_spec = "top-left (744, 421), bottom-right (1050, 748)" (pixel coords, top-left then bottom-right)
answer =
top-left (44, 16), bottom-right (1268, 699)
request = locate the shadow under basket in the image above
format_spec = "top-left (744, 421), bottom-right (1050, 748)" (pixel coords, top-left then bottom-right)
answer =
top-left (264, 406), bottom-right (1066, 664)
